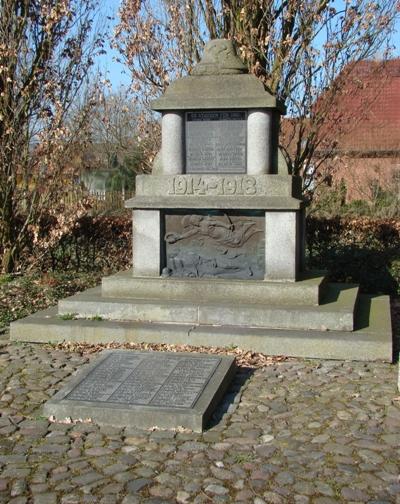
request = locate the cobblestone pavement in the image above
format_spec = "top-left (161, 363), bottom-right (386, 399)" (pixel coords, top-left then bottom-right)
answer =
top-left (0, 337), bottom-right (399, 504)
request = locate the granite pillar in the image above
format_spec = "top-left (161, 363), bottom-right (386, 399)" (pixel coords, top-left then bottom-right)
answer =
top-left (161, 112), bottom-right (184, 174)
top-left (247, 110), bottom-right (272, 175)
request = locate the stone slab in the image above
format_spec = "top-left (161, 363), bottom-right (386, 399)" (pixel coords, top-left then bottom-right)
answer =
top-left (134, 174), bottom-right (302, 199)
top-left (125, 195), bottom-right (303, 210)
top-left (10, 294), bottom-right (392, 361)
top-left (151, 74), bottom-right (285, 112)
top-left (43, 350), bottom-right (236, 432)
top-left (101, 269), bottom-right (326, 306)
top-left (57, 283), bottom-right (358, 331)
top-left (58, 288), bottom-right (199, 324)
top-left (198, 284), bottom-right (358, 331)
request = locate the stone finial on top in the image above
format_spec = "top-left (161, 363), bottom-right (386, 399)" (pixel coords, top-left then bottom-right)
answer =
top-left (192, 39), bottom-right (247, 76)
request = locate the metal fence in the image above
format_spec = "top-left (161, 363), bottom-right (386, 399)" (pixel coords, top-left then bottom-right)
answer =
top-left (62, 188), bottom-right (134, 213)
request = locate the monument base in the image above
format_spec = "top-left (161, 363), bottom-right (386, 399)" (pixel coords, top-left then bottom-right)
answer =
top-left (10, 270), bottom-right (393, 362)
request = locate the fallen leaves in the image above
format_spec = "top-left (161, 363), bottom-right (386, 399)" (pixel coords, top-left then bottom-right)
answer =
top-left (48, 415), bottom-right (92, 424)
top-left (0, 272), bottom-right (103, 329)
top-left (51, 340), bottom-right (288, 369)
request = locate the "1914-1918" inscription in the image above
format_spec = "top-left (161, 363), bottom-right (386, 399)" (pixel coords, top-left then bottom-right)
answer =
top-left (168, 175), bottom-right (258, 196)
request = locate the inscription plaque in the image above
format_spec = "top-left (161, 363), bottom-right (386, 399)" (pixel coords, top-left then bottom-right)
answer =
top-left (66, 352), bottom-right (221, 408)
top-left (168, 175), bottom-right (258, 196)
top-left (43, 350), bottom-right (236, 432)
top-left (185, 111), bottom-right (247, 174)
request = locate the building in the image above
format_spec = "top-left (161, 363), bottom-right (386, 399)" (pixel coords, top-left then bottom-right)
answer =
top-left (318, 58), bottom-right (400, 201)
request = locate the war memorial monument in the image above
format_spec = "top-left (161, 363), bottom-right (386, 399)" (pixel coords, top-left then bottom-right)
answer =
top-left (10, 40), bottom-right (392, 429)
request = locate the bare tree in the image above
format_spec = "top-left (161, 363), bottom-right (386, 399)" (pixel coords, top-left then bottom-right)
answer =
top-left (0, 0), bottom-right (104, 272)
top-left (89, 89), bottom-right (159, 171)
top-left (114, 0), bottom-right (399, 195)
top-left (76, 88), bottom-right (159, 194)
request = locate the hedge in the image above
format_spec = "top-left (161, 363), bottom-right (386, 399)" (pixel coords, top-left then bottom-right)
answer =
top-left (7, 214), bottom-right (400, 296)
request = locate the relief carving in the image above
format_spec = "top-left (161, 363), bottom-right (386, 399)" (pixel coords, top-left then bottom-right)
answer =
top-left (164, 212), bottom-right (264, 280)
top-left (165, 214), bottom-right (259, 248)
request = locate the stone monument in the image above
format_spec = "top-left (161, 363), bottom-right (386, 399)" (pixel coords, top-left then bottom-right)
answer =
top-left (11, 39), bottom-right (392, 362)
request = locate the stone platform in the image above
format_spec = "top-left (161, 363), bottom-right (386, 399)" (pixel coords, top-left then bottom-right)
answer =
top-left (10, 270), bottom-right (393, 362)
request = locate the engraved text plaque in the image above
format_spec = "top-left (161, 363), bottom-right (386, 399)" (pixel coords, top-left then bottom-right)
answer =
top-left (66, 352), bottom-right (221, 409)
top-left (44, 350), bottom-right (236, 431)
top-left (185, 111), bottom-right (247, 174)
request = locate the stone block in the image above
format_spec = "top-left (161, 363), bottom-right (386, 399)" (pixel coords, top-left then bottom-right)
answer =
top-left (43, 350), bottom-right (236, 432)
top-left (265, 211), bottom-right (299, 281)
top-left (58, 283), bottom-right (358, 332)
top-left (151, 74), bottom-right (284, 112)
top-left (134, 174), bottom-right (301, 198)
top-left (58, 287), bottom-right (198, 324)
top-left (102, 270), bottom-right (326, 306)
top-left (132, 210), bottom-right (160, 277)
top-left (198, 284), bottom-right (358, 332)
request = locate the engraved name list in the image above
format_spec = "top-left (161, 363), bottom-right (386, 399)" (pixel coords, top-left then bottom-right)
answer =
top-left (185, 111), bottom-right (247, 174)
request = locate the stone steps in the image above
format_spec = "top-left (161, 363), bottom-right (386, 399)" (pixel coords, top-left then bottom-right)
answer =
top-left (9, 294), bottom-right (392, 361)
top-left (57, 283), bottom-right (358, 332)
top-left (102, 270), bottom-right (327, 306)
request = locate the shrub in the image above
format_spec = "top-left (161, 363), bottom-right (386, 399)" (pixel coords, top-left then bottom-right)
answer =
top-left (3, 212), bottom-right (398, 297)
top-left (20, 214), bottom-right (132, 274)
top-left (307, 217), bottom-right (400, 295)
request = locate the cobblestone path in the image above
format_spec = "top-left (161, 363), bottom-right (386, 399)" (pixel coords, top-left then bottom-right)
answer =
top-left (0, 338), bottom-right (399, 504)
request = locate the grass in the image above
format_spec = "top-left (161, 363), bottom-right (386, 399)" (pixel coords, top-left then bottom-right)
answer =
top-left (225, 343), bottom-right (238, 351)
top-left (59, 313), bottom-right (77, 321)
top-left (0, 274), bottom-right (13, 285)
top-left (232, 452), bottom-right (255, 464)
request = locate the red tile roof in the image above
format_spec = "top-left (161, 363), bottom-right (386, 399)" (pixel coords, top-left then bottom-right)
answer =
top-left (326, 58), bottom-right (400, 153)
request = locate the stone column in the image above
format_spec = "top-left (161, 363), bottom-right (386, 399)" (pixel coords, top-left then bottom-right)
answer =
top-left (162, 112), bottom-right (184, 174)
top-left (247, 110), bottom-right (272, 175)
top-left (264, 211), bottom-right (298, 281)
top-left (132, 210), bottom-right (161, 277)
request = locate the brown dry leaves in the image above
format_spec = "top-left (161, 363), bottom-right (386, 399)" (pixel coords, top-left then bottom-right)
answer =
top-left (0, 272), bottom-right (103, 329)
top-left (53, 340), bottom-right (288, 369)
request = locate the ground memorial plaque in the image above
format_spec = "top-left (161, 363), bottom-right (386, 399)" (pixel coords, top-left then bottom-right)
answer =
top-left (43, 350), bottom-right (236, 432)
top-left (185, 110), bottom-right (247, 174)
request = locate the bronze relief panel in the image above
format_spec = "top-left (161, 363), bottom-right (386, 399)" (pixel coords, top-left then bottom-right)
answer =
top-left (163, 211), bottom-right (264, 280)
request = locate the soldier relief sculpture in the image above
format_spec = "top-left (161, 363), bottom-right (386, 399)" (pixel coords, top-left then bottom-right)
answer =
top-left (163, 213), bottom-right (264, 279)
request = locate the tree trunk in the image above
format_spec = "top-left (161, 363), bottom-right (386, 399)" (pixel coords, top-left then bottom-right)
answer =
top-left (1, 247), bottom-right (15, 274)
top-left (1, 191), bottom-right (18, 273)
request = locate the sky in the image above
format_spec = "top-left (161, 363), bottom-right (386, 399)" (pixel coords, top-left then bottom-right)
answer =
top-left (96, 0), bottom-right (132, 89)
top-left (99, 1), bottom-right (400, 91)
